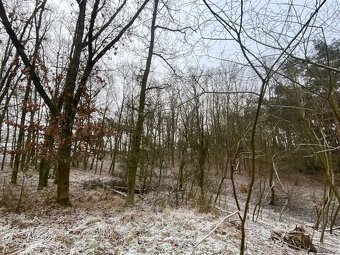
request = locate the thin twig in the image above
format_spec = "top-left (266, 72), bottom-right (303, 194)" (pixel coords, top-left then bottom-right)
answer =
top-left (279, 199), bottom-right (289, 221)
top-left (16, 172), bottom-right (26, 212)
top-left (191, 210), bottom-right (239, 254)
top-left (272, 153), bottom-right (285, 191)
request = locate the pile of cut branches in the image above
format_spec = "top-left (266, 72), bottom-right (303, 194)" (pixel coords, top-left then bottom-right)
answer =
top-left (271, 224), bottom-right (317, 253)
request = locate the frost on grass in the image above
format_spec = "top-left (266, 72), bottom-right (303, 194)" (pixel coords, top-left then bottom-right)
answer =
top-left (1, 169), bottom-right (340, 255)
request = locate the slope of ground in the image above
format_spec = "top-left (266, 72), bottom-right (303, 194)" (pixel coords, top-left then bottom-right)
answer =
top-left (0, 167), bottom-right (339, 255)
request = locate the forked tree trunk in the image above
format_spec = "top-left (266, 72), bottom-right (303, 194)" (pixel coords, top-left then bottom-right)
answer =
top-left (38, 115), bottom-right (57, 189)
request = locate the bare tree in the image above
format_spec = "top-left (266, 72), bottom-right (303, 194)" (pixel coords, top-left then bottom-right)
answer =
top-left (126, 0), bottom-right (159, 205)
top-left (0, 0), bottom-right (150, 204)
top-left (201, 0), bottom-right (328, 253)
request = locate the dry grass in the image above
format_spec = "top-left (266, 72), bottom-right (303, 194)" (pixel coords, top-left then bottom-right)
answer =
top-left (0, 164), bottom-right (339, 254)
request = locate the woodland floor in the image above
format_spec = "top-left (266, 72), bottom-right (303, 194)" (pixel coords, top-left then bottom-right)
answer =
top-left (0, 162), bottom-right (340, 255)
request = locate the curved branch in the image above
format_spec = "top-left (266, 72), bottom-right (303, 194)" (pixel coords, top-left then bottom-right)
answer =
top-left (0, 0), bottom-right (56, 115)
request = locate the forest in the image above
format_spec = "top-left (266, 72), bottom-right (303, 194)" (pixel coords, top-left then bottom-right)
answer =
top-left (0, 0), bottom-right (340, 254)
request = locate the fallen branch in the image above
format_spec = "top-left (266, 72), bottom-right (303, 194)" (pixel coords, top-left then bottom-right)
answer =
top-left (102, 183), bottom-right (127, 198)
top-left (326, 225), bottom-right (340, 232)
top-left (191, 210), bottom-right (239, 254)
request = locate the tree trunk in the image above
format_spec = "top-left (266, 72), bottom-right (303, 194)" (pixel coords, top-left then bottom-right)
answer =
top-left (11, 81), bottom-right (31, 183)
top-left (56, 122), bottom-right (72, 204)
top-left (126, 0), bottom-right (159, 205)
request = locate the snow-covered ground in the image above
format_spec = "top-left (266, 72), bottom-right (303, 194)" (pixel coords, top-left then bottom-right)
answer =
top-left (0, 167), bottom-right (339, 255)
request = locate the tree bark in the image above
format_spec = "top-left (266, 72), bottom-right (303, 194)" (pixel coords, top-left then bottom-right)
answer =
top-left (55, 0), bottom-right (87, 205)
top-left (126, 0), bottom-right (159, 205)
